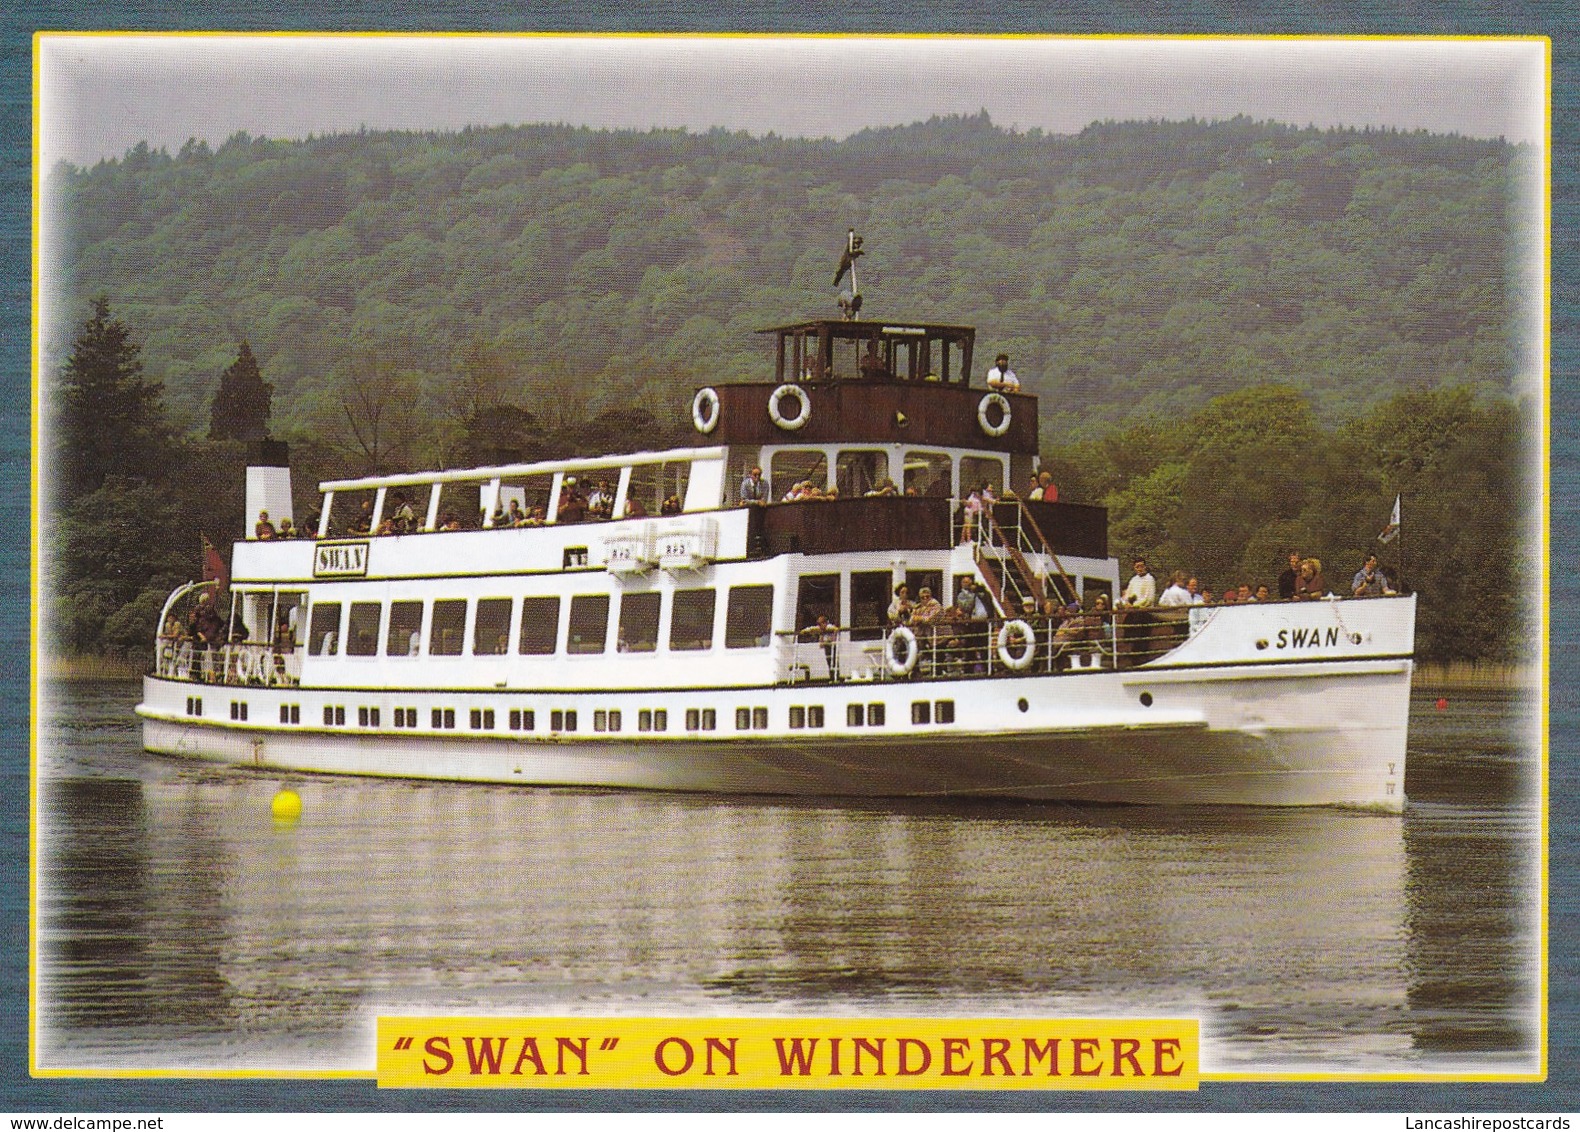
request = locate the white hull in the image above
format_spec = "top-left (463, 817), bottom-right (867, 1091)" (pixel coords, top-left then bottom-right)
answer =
top-left (139, 655), bottom-right (1413, 810)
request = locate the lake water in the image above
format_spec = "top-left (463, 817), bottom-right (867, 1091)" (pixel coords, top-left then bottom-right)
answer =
top-left (34, 678), bottom-right (1542, 1077)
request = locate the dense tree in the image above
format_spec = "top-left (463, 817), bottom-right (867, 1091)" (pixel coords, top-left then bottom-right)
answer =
top-left (208, 340), bottom-right (273, 441)
top-left (52, 297), bottom-right (171, 500)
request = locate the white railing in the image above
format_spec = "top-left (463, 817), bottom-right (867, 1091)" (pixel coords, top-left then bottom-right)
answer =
top-left (154, 639), bottom-right (303, 687)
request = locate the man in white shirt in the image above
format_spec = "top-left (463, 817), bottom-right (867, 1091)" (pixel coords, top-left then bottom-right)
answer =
top-left (1122, 559), bottom-right (1157, 607)
top-left (1158, 570), bottom-right (1192, 607)
top-left (986, 353), bottom-right (1020, 392)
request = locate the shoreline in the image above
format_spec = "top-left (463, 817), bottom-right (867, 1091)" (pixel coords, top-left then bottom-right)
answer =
top-left (41, 654), bottom-right (1538, 691)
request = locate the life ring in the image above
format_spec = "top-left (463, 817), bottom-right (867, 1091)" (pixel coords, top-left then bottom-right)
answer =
top-left (997, 619), bottom-right (1037, 670)
top-left (977, 392), bottom-right (1012, 437)
top-left (692, 386), bottom-right (720, 433)
top-left (769, 383), bottom-right (812, 431)
top-left (885, 625), bottom-right (919, 676)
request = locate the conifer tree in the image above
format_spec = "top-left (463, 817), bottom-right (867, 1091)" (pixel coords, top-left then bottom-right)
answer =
top-left (208, 340), bottom-right (273, 442)
top-left (54, 297), bottom-right (170, 500)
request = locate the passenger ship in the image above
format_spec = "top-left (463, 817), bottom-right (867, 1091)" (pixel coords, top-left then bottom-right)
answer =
top-left (138, 311), bottom-right (1416, 809)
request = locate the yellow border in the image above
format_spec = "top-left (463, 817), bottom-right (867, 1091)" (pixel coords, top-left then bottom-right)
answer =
top-left (29, 30), bottom-right (1554, 1088)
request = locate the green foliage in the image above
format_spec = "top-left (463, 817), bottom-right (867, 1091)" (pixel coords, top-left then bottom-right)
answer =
top-left (45, 118), bottom-right (1532, 664)
top-left (208, 340), bottom-right (273, 441)
top-left (1045, 383), bottom-right (1530, 662)
top-left (52, 297), bottom-right (171, 501)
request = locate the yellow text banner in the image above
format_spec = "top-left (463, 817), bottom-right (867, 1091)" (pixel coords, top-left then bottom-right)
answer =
top-left (376, 1016), bottom-right (1199, 1090)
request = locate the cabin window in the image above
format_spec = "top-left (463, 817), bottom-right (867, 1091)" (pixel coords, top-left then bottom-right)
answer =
top-left (960, 455), bottom-right (1006, 496)
top-left (808, 705), bottom-right (825, 728)
top-left (270, 593), bottom-right (306, 647)
top-left (618, 592), bottom-right (661, 653)
top-left (867, 703), bottom-right (885, 726)
top-left (905, 570), bottom-right (943, 609)
top-left (568, 595), bottom-right (611, 654)
top-left (474, 598), bottom-right (513, 656)
top-left (849, 572), bottom-right (891, 641)
top-left (669, 588), bottom-right (716, 651)
top-left (769, 450), bottom-right (827, 499)
top-left (329, 488), bottom-right (378, 537)
top-left (469, 708), bottom-right (495, 730)
top-left (593, 709), bottom-right (622, 733)
top-left (911, 701), bottom-right (931, 725)
top-left (308, 602), bottom-right (342, 656)
top-left (795, 574), bottom-right (839, 636)
top-left (358, 706), bottom-right (380, 727)
top-left (431, 708), bottom-right (456, 729)
top-left (519, 596), bottom-right (561, 655)
top-left (752, 707), bottom-right (767, 729)
top-left (494, 473), bottom-right (553, 526)
top-left (388, 601), bottom-right (423, 657)
top-left (347, 602), bottom-right (381, 657)
top-left (904, 451), bottom-right (951, 498)
top-left (935, 700), bottom-right (955, 724)
top-left (625, 461), bottom-right (690, 518)
top-left (509, 709), bottom-right (535, 731)
top-left (847, 704), bottom-right (864, 727)
top-left (430, 600), bottom-right (467, 656)
top-left (836, 449), bottom-right (888, 497)
top-left (551, 709), bottom-right (577, 732)
top-left (431, 482), bottom-right (484, 532)
top-left (725, 585), bottom-right (774, 649)
top-left (280, 704), bottom-right (300, 724)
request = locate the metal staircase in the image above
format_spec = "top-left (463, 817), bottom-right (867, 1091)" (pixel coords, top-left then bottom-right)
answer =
top-left (974, 503), bottom-right (1079, 615)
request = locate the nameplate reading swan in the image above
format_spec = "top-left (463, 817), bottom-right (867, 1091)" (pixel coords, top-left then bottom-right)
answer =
top-left (314, 541), bottom-right (369, 577)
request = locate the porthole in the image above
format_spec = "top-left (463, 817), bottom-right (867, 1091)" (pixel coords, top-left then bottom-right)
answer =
top-left (1139, 692), bottom-right (1154, 707)
top-left (1017, 698), bottom-right (1029, 713)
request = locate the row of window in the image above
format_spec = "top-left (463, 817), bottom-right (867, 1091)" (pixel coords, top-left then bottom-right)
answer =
top-left (305, 585), bottom-right (774, 660)
top-left (201, 698), bottom-right (957, 730)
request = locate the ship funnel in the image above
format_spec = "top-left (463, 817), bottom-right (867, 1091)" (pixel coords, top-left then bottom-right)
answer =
top-left (245, 440), bottom-right (293, 540)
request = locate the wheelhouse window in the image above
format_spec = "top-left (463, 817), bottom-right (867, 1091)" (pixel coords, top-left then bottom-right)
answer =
top-left (904, 451), bottom-right (951, 498)
top-left (669, 588), bottom-right (716, 651)
top-left (725, 585), bottom-right (774, 649)
top-left (346, 602), bottom-right (381, 656)
top-left (387, 601), bottom-right (422, 656)
top-left (769, 450), bottom-right (827, 500)
top-left (430, 600), bottom-right (466, 656)
top-left (568, 595), bottom-right (611, 654)
top-left (308, 602), bottom-right (342, 656)
top-left (835, 450), bottom-right (887, 498)
top-left (474, 598), bottom-right (513, 656)
top-left (618, 591), bottom-right (661, 653)
top-left (519, 596), bottom-right (561, 654)
top-left (960, 455), bottom-right (1006, 496)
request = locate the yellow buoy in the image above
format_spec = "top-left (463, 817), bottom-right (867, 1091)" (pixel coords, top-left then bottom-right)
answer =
top-left (271, 788), bottom-right (303, 821)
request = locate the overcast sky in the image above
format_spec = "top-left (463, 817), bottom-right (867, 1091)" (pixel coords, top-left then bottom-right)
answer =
top-left (37, 35), bottom-right (1547, 169)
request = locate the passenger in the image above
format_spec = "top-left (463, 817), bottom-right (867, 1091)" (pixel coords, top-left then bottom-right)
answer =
top-left (1187, 576), bottom-right (1203, 604)
top-left (799, 614), bottom-right (842, 681)
top-left (822, 486), bottom-right (839, 500)
top-left (954, 576), bottom-right (990, 672)
top-left (739, 466), bottom-right (768, 505)
top-left (960, 486), bottom-right (984, 544)
top-left (1351, 553), bottom-right (1392, 597)
top-left (624, 496), bottom-right (648, 519)
top-left (255, 510), bottom-right (276, 540)
top-left (524, 505), bottom-right (547, 526)
top-left (859, 340), bottom-right (887, 380)
top-left (161, 614), bottom-right (186, 641)
top-left (1221, 587), bottom-right (1239, 604)
top-left (864, 477), bottom-right (898, 497)
top-left (910, 587), bottom-right (943, 626)
top-left (660, 495), bottom-right (682, 516)
top-left (1158, 570), bottom-right (1192, 607)
top-left (277, 517), bottom-right (295, 539)
top-left (439, 511), bottom-right (462, 532)
top-left (1278, 551), bottom-right (1302, 600)
top-left (1037, 471), bottom-right (1058, 503)
top-left (986, 353), bottom-right (1020, 392)
top-left (557, 479), bottom-right (588, 523)
top-left (1052, 600), bottom-right (1095, 664)
top-left (1122, 559), bottom-right (1157, 607)
top-left (1254, 584), bottom-right (1272, 602)
top-left (1237, 583), bottom-right (1254, 603)
top-left (1024, 473), bottom-right (1043, 500)
top-left (588, 480), bottom-right (615, 520)
top-left (350, 499), bottom-right (374, 535)
top-left (1294, 557), bottom-right (1327, 600)
top-left (1199, 586), bottom-right (1216, 605)
top-left (392, 493), bottom-right (416, 533)
top-left (506, 499), bottom-right (526, 526)
top-left (888, 584), bottom-right (913, 625)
